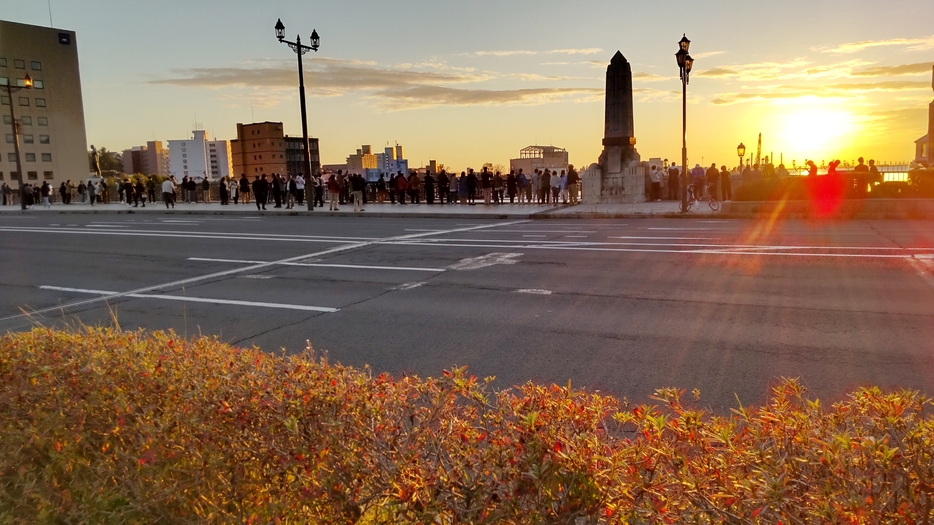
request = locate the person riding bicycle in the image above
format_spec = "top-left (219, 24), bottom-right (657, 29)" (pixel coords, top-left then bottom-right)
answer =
top-left (706, 163), bottom-right (719, 201)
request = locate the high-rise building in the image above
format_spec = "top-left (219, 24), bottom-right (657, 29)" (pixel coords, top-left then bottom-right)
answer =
top-left (167, 130), bottom-right (231, 181)
top-left (123, 140), bottom-right (169, 177)
top-left (230, 122), bottom-right (319, 178)
top-left (0, 20), bottom-right (89, 185)
top-left (346, 145), bottom-right (378, 172)
top-left (510, 145), bottom-right (569, 175)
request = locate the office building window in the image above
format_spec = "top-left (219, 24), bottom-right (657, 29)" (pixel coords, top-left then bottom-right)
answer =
top-left (0, 58), bottom-right (6, 67)
top-left (2, 115), bottom-right (9, 125)
top-left (1, 95), bottom-right (8, 105)
top-left (14, 59), bottom-right (25, 69)
top-left (7, 153), bottom-right (14, 162)
top-left (27, 171), bottom-right (38, 180)
top-left (31, 61), bottom-right (41, 71)
top-left (19, 97), bottom-right (29, 106)
top-left (23, 135), bottom-right (33, 144)
top-left (43, 171), bottom-right (53, 180)
top-left (16, 78), bottom-right (29, 87)
top-left (35, 99), bottom-right (46, 107)
top-left (0, 77), bottom-right (7, 86)
top-left (33, 80), bottom-right (43, 89)
top-left (21, 116), bottom-right (31, 125)
top-left (25, 153), bottom-right (36, 162)
top-left (42, 153), bottom-right (52, 162)
top-left (39, 135), bottom-right (49, 144)
top-left (182, 154), bottom-right (187, 158)
top-left (37, 117), bottom-right (48, 126)
top-left (4, 134), bottom-right (12, 143)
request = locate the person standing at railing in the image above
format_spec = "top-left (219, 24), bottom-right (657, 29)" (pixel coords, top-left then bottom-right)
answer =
top-left (868, 160), bottom-right (882, 188)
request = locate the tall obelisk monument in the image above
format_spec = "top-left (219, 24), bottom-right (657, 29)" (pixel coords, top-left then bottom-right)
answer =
top-left (595, 51), bottom-right (641, 202)
top-left (603, 51), bottom-right (637, 161)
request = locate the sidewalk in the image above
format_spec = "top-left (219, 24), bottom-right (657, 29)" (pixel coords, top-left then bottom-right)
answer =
top-left (0, 199), bottom-right (720, 219)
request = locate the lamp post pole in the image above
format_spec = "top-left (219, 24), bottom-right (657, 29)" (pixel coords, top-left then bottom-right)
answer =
top-left (275, 19), bottom-right (319, 211)
top-left (3, 76), bottom-right (33, 210)
top-left (676, 35), bottom-right (694, 213)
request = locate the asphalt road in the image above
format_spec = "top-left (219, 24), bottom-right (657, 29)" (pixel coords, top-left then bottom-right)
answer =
top-left (1, 213), bottom-right (933, 411)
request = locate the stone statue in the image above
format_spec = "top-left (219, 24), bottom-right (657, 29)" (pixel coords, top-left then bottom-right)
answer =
top-left (90, 145), bottom-right (101, 176)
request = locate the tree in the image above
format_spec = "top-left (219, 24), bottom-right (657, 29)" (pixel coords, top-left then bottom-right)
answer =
top-left (88, 147), bottom-right (123, 173)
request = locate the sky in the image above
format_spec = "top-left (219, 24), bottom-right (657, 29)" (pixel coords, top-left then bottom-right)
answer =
top-left (4, 0), bottom-right (934, 171)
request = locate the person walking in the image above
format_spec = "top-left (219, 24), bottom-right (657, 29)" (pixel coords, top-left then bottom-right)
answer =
top-left (239, 174), bottom-right (251, 204)
top-left (449, 171), bottom-right (459, 205)
top-left (351, 174), bottom-right (366, 211)
top-left (395, 171), bottom-right (408, 204)
top-left (253, 175), bottom-right (269, 210)
top-left (123, 179), bottom-right (135, 207)
top-left (550, 169), bottom-right (562, 205)
top-left (424, 172), bottom-right (435, 204)
top-left (720, 165), bottom-right (732, 202)
top-left (219, 177), bottom-right (229, 205)
top-left (58, 182), bottom-right (68, 205)
top-left (161, 176), bottom-right (176, 208)
top-left (77, 181), bottom-right (87, 204)
top-left (87, 180), bottom-right (97, 206)
top-left (146, 177), bottom-right (156, 204)
top-left (437, 171), bottom-right (449, 205)
top-left (327, 174), bottom-right (341, 210)
top-left (134, 179), bottom-right (147, 207)
top-left (466, 169), bottom-right (477, 205)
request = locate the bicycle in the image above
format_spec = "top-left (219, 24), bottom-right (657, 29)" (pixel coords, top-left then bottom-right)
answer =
top-left (679, 182), bottom-right (720, 212)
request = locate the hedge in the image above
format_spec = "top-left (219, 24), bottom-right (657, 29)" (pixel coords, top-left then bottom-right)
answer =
top-left (1, 328), bottom-right (933, 524)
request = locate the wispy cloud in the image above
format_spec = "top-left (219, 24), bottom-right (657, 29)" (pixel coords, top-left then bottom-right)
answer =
top-left (372, 86), bottom-right (602, 110)
top-left (697, 67), bottom-right (739, 78)
top-left (697, 59), bottom-right (873, 81)
top-left (852, 62), bottom-right (933, 77)
top-left (150, 58), bottom-right (601, 110)
top-left (691, 51), bottom-right (726, 60)
top-left (818, 35), bottom-right (934, 54)
top-left (473, 48), bottom-right (602, 57)
top-left (710, 81), bottom-right (929, 105)
top-left (633, 72), bottom-right (671, 82)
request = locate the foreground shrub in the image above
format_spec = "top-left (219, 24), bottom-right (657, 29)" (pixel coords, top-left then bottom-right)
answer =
top-left (1, 328), bottom-right (933, 523)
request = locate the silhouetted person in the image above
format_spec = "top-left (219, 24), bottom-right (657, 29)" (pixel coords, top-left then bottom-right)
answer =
top-left (252, 175), bottom-right (269, 210)
top-left (720, 166), bottom-right (731, 201)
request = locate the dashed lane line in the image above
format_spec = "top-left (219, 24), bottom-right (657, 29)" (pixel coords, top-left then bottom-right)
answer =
top-left (3, 220), bottom-right (529, 323)
top-left (38, 286), bottom-right (339, 313)
top-left (188, 257), bottom-right (447, 273)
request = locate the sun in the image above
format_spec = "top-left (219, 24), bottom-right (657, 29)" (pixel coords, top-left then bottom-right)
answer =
top-left (777, 107), bottom-right (859, 161)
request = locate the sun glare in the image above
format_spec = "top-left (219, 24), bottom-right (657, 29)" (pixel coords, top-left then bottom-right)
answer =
top-left (778, 108), bottom-right (858, 160)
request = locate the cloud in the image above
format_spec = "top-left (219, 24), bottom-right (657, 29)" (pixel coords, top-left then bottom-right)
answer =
top-left (852, 62), bottom-right (934, 77)
top-left (473, 48), bottom-right (602, 57)
top-left (632, 72), bottom-right (670, 82)
top-left (371, 86), bottom-right (602, 109)
top-left (691, 51), bottom-right (726, 60)
top-left (710, 81), bottom-right (929, 105)
top-left (151, 58), bottom-right (602, 110)
top-left (697, 67), bottom-right (739, 78)
top-left (819, 35), bottom-right (934, 54)
top-left (150, 58), bottom-right (487, 94)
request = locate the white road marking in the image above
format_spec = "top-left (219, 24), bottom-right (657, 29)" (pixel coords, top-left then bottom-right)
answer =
top-left (0, 226), bottom-right (378, 244)
top-left (449, 252), bottom-right (523, 270)
top-left (39, 286), bottom-right (338, 312)
top-left (516, 289), bottom-right (553, 295)
top-left (188, 257), bottom-right (447, 273)
top-left (86, 224), bottom-right (130, 228)
top-left (393, 282), bottom-right (426, 291)
top-left (523, 235), bottom-right (547, 238)
top-left (3, 220), bottom-right (529, 322)
top-left (241, 275), bottom-right (275, 280)
top-left (564, 235), bottom-right (589, 238)
top-left (467, 230), bottom-right (597, 234)
top-left (907, 257), bottom-right (934, 289)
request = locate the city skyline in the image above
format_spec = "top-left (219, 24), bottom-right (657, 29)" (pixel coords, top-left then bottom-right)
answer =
top-left (4, 0), bottom-right (933, 171)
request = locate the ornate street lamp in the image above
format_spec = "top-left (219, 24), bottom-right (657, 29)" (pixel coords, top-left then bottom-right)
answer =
top-left (2, 73), bottom-right (33, 210)
top-left (676, 35), bottom-right (694, 212)
top-left (737, 143), bottom-right (746, 171)
top-left (274, 18), bottom-right (320, 211)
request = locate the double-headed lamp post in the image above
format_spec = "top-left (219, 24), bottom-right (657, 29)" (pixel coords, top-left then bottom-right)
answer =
top-left (676, 35), bottom-right (694, 213)
top-left (275, 18), bottom-right (319, 211)
top-left (3, 74), bottom-right (33, 210)
top-left (737, 143), bottom-right (746, 171)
